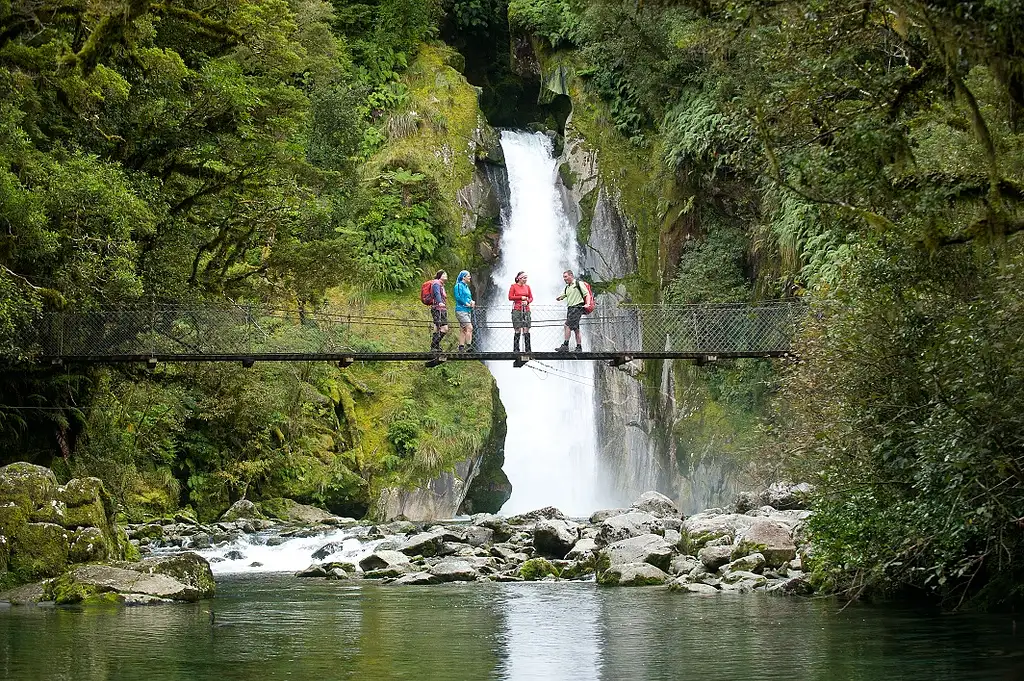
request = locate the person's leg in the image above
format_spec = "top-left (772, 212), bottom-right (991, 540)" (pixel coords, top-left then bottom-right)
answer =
top-left (465, 323), bottom-right (473, 349)
top-left (513, 328), bottom-right (521, 352)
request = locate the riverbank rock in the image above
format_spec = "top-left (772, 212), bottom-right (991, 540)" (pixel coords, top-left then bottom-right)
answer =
top-left (600, 534), bottom-right (674, 572)
top-left (220, 500), bottom-right (263, 522)
top-left (257, 498), bottom-right (336, 524)
top-left (733, 520), bottom-right (797, 568)
top-left (533, 519), bottom-right (578, 559)
top-left (630, 492), bottom-right (680, 519)
top-left (45, 552), bottom-right (214, 605)
top-left (0, 463), bottom-right (129, 588)
top-left (733, 482), bottom-right (814, 513)
top-left (597, 563), bottom-right (669, 586)
top-left (596, 511), bottom-right (665, 546)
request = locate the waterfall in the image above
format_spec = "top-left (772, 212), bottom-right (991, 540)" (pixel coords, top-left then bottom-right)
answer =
top-left (486, 131), bottom-right (613, 516)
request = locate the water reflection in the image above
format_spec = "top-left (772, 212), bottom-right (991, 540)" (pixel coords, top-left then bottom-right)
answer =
top-left (496, 583), bottom-right (602, 680)
top-left (1, 579), bottom-right (1021, 681)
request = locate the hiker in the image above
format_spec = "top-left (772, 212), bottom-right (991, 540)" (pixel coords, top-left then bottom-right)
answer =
top-left (508, 271), bottom-right (533, 353)
top-left (428, 270), bottom-right (449, 353)
top-left (453, 270), bottom-right (476, 353)
top-left (555, 269), bottom-right (585, 352)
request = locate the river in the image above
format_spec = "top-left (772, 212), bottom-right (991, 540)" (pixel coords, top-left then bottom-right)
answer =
top-left (2, 576), bottom-right (1020, 680)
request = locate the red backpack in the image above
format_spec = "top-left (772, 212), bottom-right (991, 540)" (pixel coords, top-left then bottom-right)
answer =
top-left (420, 279), bottom-right (437, 305)
top-left (578, 280), bottom-right (596, 314)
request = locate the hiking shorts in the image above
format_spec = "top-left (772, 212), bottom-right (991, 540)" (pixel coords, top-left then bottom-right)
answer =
top-left (455, 311), bottom-right (473, 328)
top-left (511, 309), bottom-right (531, 330)
top-left (565, 305), bottom-right (585, 332)
top-left (431, 308), bottom-right (449, 328)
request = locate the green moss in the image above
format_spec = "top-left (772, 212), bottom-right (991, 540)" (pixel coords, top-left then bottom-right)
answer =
top-left (118, 528), bottom-right (140, 562)
top-left (11, 522), bottom-right (69, 579)
top-left (46, 571), bottom-right (98, 605)
top-left (519, 558), bottom-right (560, 581)
top-left (732, 541), bottom-right (768, 561)
top-left (576, 187), bottom-right (597, 246)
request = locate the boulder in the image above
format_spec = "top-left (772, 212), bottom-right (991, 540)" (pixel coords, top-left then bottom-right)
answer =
top-left (471, 514), bottom-right (512, 541)
top-left (519, 558), bottom-right (559, 581)
top-left (697, 545), bottom-right (733, 572)
top-left (311, 542), bottom-right (348, 561)
top-left (762, 482), bottom-right (813, 511)
top-left (566, 538), bottom-right (598, 560)
top-left (533, 519), bottom-right (579, 559)
top-left (0, 581), bottom-right (46, 604)
top-left (296, 564), bottom-right (327, 577)
top-left (490, 546), bottom-right (529, 564)
top-left (589, 508), bottom-right (628, 524)
top-left (257, 498), bottom-right (335, 524)
top-left (11, 522), bottom-right (70, 579)
top-left (391, 571), bottom-right (441, 586)
top-left (359, 550), bottom-right (411, 572)
top-left (461, 525), bottom-right (494, 547)
top-left (668, 555), bottom-right (699, 576)
top-left (69, 527), bottom-right (113, 563)
top-left (668, 580), bottom-right (719, 594)
top-left (600, 534), bottom-right (674, 572)
top-left (734, 520), bottom-right (797, 568)
top-left (596, 512), bottom-right (665, 546)
top-left (219, 500), bottom-right (263, 523)
top-left (428, 560), bottom-right (479, 582)
top-left (508, 506), bottom-right (568, 525)
top-left (0, 463), bottom-right (58, 515)
top-left (399, 531), bottom-right (445, 558)
top-left (720, 552), bottom-right (766, 575)
top-left (47, 552), bottom-right (215, 604)
top-left (721, 570), bottom-right (768, 588)
top-left (598, 563), bottom-right (669, 586)
top-left (630, 491), bottom-right (680, 519)
top-left (57, 477), bottom-right (115, 530)
top-left (682, 512), bottom-right (755, 550)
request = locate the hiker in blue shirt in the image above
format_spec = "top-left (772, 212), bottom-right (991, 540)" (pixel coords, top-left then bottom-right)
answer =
top-left (453, 270), bottom-right (476, 353)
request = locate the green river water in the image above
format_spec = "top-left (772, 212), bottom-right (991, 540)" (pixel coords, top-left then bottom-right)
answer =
top-left (1, 576), bottom-right (1021, 680)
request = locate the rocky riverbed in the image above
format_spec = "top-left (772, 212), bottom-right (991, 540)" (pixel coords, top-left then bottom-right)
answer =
top-left (178, 485), bottom-right (816, 595)
top-left (1, 456), bottom-right (815, 603)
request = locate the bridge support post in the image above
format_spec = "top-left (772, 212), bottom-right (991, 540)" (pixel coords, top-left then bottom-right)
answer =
top-left (337, 357), bottom-right (355, 368)
top-left (609, 355), bottom-right (632, 367)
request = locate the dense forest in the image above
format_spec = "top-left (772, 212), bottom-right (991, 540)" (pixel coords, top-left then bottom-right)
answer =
top-left (2, 0), bottom-right (1024, 609)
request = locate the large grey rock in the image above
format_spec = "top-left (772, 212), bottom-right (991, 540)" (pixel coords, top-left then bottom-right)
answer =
top-left (399, 532), bottom-right (445, 557)
top-left (734, 520), bottom-right (797, 568)
top-left (682, 512), bottom-right (755, 549)
top-left (508, 506), bottom-right (568, 525)
top-left (391, 571), bottom-right (441, 585)
top-left (668, 555), bottom-right (699, 576)
top-left (428, 560), bottom-right (479, 582)
top-left (461, 525), bottom-right (494, 547)
top-left (721, 570), bottom-right (768, 588)
top-left (533, 519), bottom-right (579, 559)
top-left (762, 482), bottom-right (813, 511)
top-left (472, 514), bottom-right (512, 541)
top-left (589, 508), bottom-right (629, 524)
top-left (698, 545), bottom-right (734, 572)
top-left (566, 538), bottom-right (599, 560)
top-left (668, 579), bottom-right (719, 594)
top-left (720, 552), bottom-right (766, 575)
top-left (258, 498), bottom-right (335, 524)
top-left (596, 512), bottom-right (665, 546)
top-left (359, 550), bottom-right (412, 572)
top-left (598, 563), bottom-right (669, 586)
top-left (630, 491), bottom-right (680, 519)
top-left (600, 534), bottom-right (674, 572)
top-left (219, 500), bottom-right (263, 522)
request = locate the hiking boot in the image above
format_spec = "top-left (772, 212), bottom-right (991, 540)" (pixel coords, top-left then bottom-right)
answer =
top-left (574, 345), bottom-right (584, 353)
top-left (556, 343), bottom-right (569, 353)
top-left (524, 334), bottom-right (532, 354)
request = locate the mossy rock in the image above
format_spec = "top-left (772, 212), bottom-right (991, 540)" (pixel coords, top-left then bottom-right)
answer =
top-left (58, 478), bottom-right (115, 515)
top-left (134, 553), bottom-right (216, 598)
top-left (69, 527), bottom-right (115, 563)
top-left (519, 558), bottom-right (560, 581)
top-left (46, 571), bottom-right (100, 604)
top-left (11, 522), bottom-right (70, 579)
top-left (0, 503), bottom-right (28, 543)
top-left (0, 463), bottom-right (58, 515)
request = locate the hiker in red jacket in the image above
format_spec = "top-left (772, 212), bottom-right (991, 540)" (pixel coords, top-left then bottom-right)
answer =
top-left (508, 271), bottom-right (533, 353)
top-left (429, 270), bottom-right (449, 353)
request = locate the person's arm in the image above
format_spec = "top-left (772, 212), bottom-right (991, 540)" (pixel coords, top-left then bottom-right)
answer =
top-left (556, 285), bottom-right (565, 301)
top-left (508, 285), bottom-right (517, 302)
top-left (527, 287), bottom-right (534, 305)
top-left (432, 281), bottom-right (445, 307)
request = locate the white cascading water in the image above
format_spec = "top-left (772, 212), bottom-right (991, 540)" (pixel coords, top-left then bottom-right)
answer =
top-left (488, 131), bottom-right (612, 517)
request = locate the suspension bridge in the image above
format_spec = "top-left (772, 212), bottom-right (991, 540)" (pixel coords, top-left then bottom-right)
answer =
top-left (18, 301), bottom-right (805, 367)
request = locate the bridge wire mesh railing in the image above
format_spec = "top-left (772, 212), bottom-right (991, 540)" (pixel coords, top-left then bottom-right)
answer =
top-left (22, 301), bottom-right (806, 359)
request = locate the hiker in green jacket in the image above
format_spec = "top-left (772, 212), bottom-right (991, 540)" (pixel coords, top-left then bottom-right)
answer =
top-left (555, 269), bottom-right (585, 353)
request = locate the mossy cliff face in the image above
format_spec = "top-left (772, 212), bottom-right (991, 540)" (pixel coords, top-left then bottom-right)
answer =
top-left (0, 462), bottom-right (128, 590)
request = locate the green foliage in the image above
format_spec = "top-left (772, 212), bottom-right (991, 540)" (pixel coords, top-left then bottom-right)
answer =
top-left (508, 0), bottom-right (578, 48)
top-left (665, 224), bottom-right (749, 305)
